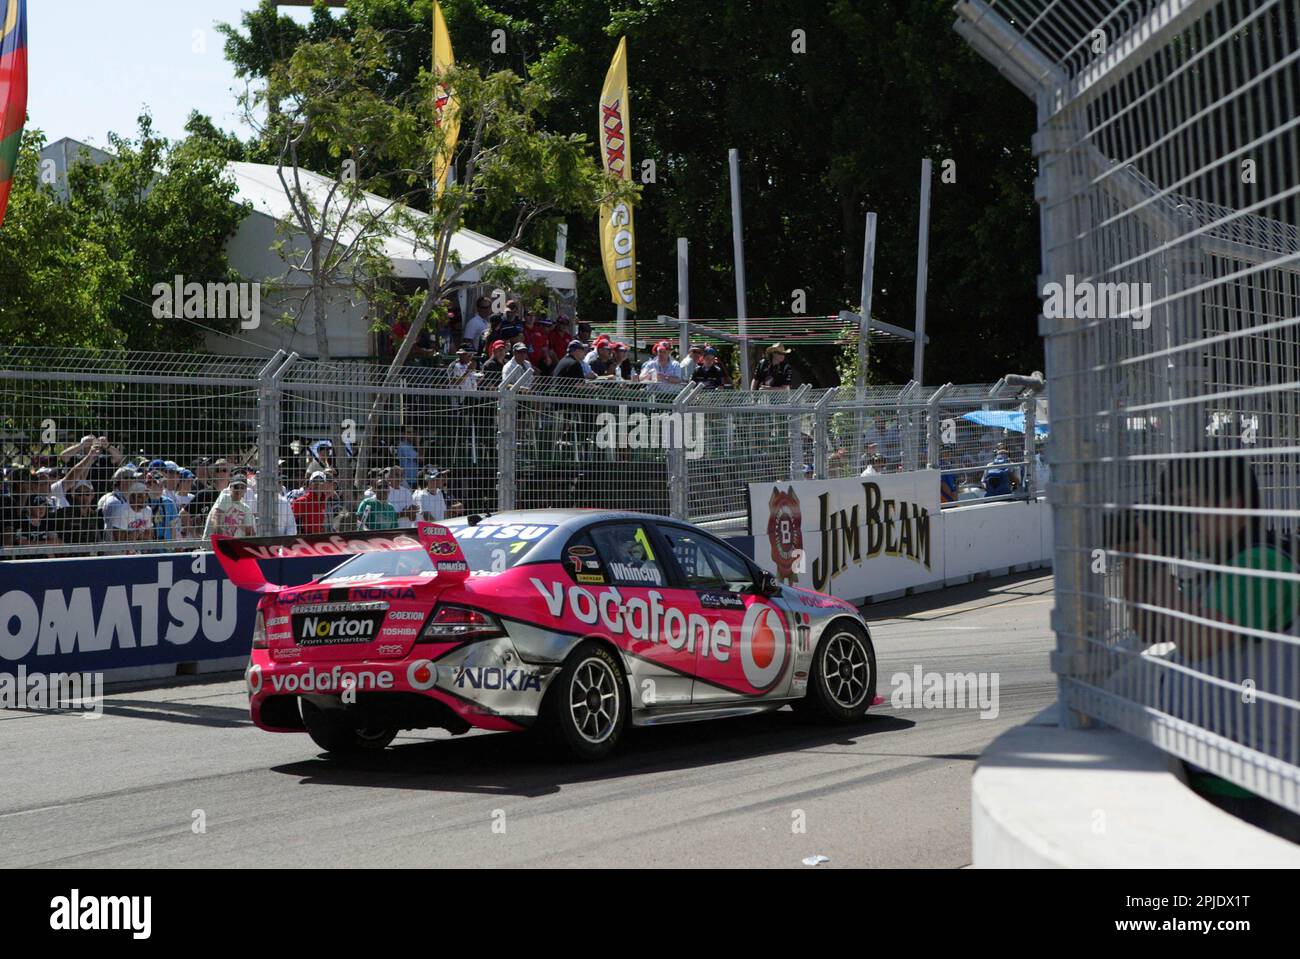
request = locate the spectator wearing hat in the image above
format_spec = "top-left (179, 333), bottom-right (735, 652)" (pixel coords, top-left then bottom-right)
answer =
top-left (98, 464), bottom-right (138, 525)
top-left (501, 342), bottom-right (533, 383)
top-left (11, 496), bottom-right (60, 547)
top-left (414, 468), bottom-right (463, 522)
top-left (51, 480), bottom-right (100, 547)
top-left (356, 480), bottom-right (399, 531)
top-left (611, 342), bottom-right (634, 381)
top-left (449, 345), bottom-right (478, 392)
top-left (202, 475), bottom-right (256, 539)
top-left (553, 340), bottom-right (592, 380)
top-left (481, 340), bottom-right (508, 377)
top-left (752, 343), bottom-right (794, 391)
top-left (640, 341), bottom-right (684, 384)
top-left (587, 337), bottom-right (618, 377)
top-left (107, 481), bottom-right (155, 543)
top-left (290, 471), bottom-right (334, 534)
top-left (691, 347), bottom-right (730, 389)
top-left (174, 469), bottom-right (195, 509)
top-left (145, 471), bottom-right (179, 541)
top-left (681, 344), bottom-right (704, 381)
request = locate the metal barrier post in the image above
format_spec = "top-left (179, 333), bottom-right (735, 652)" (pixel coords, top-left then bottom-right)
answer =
top-left (927, 382), bottom-right (953, 468)
top-left (668, 383), bottom-right (698, 519)
top-left (498, 378), bottom-right (518, 512)
top-left (255, 351), bottom-right (289, 535)
top-left (813, 390), bottom-right (833, 478)
top-left (788, 384), bottom-right (810, 480)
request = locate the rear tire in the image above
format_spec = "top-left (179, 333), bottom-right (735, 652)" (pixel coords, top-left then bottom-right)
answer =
top-left (793, 622), bottom-right (876, 723)
top-left (300, 700), bottom-right (397, 754)
top-left (542, 641), bottom-right (628, 761)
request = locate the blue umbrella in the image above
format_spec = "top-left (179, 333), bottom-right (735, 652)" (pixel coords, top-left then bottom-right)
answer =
top-left (960, 409), bottom-right (1049, 436)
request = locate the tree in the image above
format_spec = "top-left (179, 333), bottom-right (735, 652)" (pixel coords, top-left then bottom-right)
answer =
top-left (65, 113), bottom-right (251, 351)
top-left (0, 130), bottom-right (131, 352)
top-left (0, 118), bottom-right (248, 353)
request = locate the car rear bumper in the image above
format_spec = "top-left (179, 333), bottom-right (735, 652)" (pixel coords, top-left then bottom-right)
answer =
top-left (247, 634), bottom-right (562, 734)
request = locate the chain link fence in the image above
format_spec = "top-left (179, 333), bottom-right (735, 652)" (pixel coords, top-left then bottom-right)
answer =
top-left (958, 0), bottom-right (1300, 812)
top-left (0, 345), bottom-right (1044, 557)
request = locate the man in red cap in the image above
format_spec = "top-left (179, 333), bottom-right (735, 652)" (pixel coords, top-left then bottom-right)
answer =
top-left (639, 341), bottom-right (684, 384)
top-left (522, 309), bottom-right (554, 373)
top-left (481, 339), bottom-right (508, 377)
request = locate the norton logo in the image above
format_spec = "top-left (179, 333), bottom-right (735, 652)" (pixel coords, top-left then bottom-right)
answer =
top-left (295, 616), bottom-right (377, 645)
top-left (740, 604), bottom-right (787, 690)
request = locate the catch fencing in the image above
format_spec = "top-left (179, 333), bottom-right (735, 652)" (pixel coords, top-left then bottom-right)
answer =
top-left (0, 346), bottom-right (1043, 554)
top-left (958, 0), bottom-right (1300, 812)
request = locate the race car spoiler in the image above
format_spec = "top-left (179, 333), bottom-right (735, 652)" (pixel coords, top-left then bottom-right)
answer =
top-left (211, 524), bottom-right (469, 592)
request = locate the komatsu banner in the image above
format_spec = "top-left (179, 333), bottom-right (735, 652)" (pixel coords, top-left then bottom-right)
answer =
top-left (0, 552), bottom-right (338, 674)
top-left (749, 471), bottom-right (942, 599)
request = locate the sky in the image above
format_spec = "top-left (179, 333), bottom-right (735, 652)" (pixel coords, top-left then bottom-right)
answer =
top-left (27, 1), bottom-right (322, 148)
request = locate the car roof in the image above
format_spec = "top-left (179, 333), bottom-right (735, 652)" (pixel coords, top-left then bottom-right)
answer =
top-left (442, 509), bottom-right (718, 565)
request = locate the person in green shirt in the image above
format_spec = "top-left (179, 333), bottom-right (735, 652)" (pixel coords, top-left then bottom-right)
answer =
top-left (1126, 454), bottom-right (1298, 660)
top-left (1123, 452), bottom-right (1298, 808)
top-left (356, 483), bottom-right (399, 531)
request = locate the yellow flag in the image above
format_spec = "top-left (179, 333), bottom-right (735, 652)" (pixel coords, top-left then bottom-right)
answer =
top-left (432, 0), bottom-right (459, 194)
top-left (598, 36), bottom-right (636, 311)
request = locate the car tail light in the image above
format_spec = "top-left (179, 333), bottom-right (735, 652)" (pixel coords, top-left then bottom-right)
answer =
top-left (419, 604), bottom-right (503, 641)
top-left (252, 610), bottom-right (269, 649)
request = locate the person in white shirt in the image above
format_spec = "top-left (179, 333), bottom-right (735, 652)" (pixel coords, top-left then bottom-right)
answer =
top-left (449, 346), bottom-right (479, 393)
top-left (203, 477), bottom-right (257, 538)
top-left (463, 295), bottom-right (494, 351)
top-left (680, 344), bottom-right (703, 382)
top-left (501, 343), bottom-right (532, 383)
top-left (383, 467), bottom-right (419, 527)
top-left (413, 469), bottom-right (463, 522)
top-left (104, 481), bottom-right (154, 542)
top-left (639, 341), bottom-right (684, 384)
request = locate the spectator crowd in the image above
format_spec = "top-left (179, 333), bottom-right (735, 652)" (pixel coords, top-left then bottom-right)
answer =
top-left (0, 432), bottom-right (468, 557)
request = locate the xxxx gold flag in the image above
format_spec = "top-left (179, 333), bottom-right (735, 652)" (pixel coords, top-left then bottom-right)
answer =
top-left (432, 0), bottom-right (459, 194)
top-left (597, 36), bottom-right (635, 310)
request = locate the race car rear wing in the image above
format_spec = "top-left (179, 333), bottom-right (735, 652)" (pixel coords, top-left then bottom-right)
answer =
top-left (211, 528), bottom-right (446, 593)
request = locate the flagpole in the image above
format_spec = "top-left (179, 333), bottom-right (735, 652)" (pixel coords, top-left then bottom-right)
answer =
top-left (728, 148), bottom-right (750, 389)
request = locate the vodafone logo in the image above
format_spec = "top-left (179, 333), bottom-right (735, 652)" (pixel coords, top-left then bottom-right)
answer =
top-left (739, 604), bottom-right (787, 690)
top-left (246, 663), bottom-right (263, 694)
top-left (407, 660), bottom-right (437, 691)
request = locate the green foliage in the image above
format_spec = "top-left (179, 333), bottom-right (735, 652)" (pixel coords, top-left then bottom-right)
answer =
top-left (0, 120), bottom-right (247, 353)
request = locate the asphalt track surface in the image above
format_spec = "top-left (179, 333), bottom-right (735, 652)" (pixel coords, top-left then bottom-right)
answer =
top-left (0, 571), bottom-right (1056, 868)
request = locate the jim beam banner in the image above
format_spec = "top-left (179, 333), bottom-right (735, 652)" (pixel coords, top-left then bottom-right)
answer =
top-left (750, 471), bottom-right (943, 600)
top-left (597, 36), bottom-right (636, 310)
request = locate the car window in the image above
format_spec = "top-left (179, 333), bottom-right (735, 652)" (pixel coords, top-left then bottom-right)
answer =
top-left (562, 531), bottom-right (609, 585)
top-left (660, 526), bottom-right (755, 592)
top-left (588, 523), bottom-right (668, 588)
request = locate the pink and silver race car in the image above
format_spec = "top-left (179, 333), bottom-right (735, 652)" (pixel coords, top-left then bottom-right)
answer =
top-left (213, 510), bottom-right (876, 760)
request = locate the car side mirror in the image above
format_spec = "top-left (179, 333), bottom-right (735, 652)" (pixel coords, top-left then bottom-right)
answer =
top-left (756, 570), bottom-right (780, 596)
